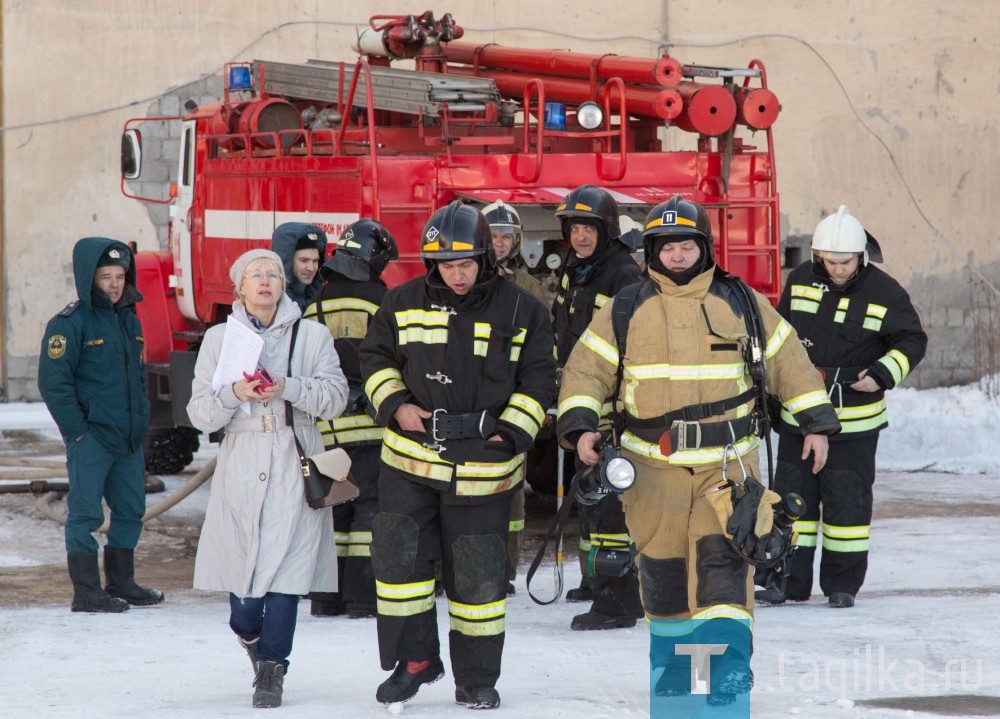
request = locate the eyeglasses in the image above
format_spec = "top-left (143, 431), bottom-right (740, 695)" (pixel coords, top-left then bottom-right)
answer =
top-left (244, 272), bottom-right (283, 283)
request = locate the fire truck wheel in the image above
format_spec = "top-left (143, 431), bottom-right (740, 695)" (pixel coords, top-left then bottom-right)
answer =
top-left (143, 428), bottom-right (200, 476)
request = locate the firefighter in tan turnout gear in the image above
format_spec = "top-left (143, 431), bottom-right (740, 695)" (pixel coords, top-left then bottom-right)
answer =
top-left (303, 219), bottom-right (399, 619)
top-left (758, 205), bottom-right (927, 609)
top-left (359, 201), bottom-right (556, 710)
top-left (557, 196), bottom-right (841, 704)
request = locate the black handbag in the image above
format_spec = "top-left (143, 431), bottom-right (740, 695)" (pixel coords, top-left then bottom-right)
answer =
top-left (286, 320), bottom-right (359, 509)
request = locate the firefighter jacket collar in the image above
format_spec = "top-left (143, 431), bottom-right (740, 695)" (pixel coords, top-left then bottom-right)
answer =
top-left (646, 264), bottom-right (716, 298)
top-left (424, 270), bottom-right (499, 311)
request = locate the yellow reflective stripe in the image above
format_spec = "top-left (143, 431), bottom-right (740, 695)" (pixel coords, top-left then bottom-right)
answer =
top-left (558, 394), bottom-right (604, 418)
top-left (578, 328), bottom-right (619, 367)
top-left (783, 390), bottom-right (831, 414)
top-left (863, 317), bottom-right (884, 332)
top-left (455, 454), bottom-right (524, 478)
top-left (396, 309), bottom-right (451, 327)
top-left (348, 544), bottom-right (372, 558)
top-left (795, 534), bottom-right (818, 548)
top-left (649, 618), bottom-right (698, 638)
top-left (624, 362), bottom-right (747, 381)
top-left (838, 298), bottom-right (850, 311)
top-left (823, 537), bottom-right (869, 552)
top-left (310, 297), bottom-right (381, 315)
top-left (765, 319), bottom-right (793, 359)
top-left (400, 326), bottom-right (448, 345)
top-left (331, 414), bottom-right (380, 430)
top-left (793, 520), bottom-right (819, 533)
top-left (366, 367), bottom-right (405, 410)
top-left (509, 518), bottom-right (525, 532)
top-left (790, 284), bottom-right (824, 302)
top-left (500, 393), bottom-right (545, 436)
top-left (377, 578), bottom-right (434, 598)
top-left (879, 349), bottom-right (910, 384)
top-left (449, 598), bottom-right (506, 636)
top-left (377, 594), bottom-right (436, 617)
top-left (376, 578), bottom-right (436, 616)
top-left (396, 309), bottom-right (450, 346)
top-left (578, 538), bottom-right (593, 552)
top-left (333, 427), bottom-right (384, 444)
top-left (620, 431), bottom-right (759, 465)
top-left (837, 399), bottom-right (887, 420)
top-left (594, 293), bottom-right (611, 309)
top-left (593, 533), bottom-right (631, 549)
top-left (454, 468), bottom-right (523, 497)
top-left (474, 322), bottom-right (490, 357)
top-left (692, 606), bottom-right (754, 624)
top-left (381, 430), bottom-right (455, 483)
top-left (834, 310), bottom-right (846, 323)
top-left (450, 615), bottom-right (505, 636)
top-left (867, 304), bottom-right (887, 319)
top-left (825, 524), bottom-right (870, 539)
top-left (334, 530), bottom-right (351, 557)
top-left (790, 298), bottom-right (819, 314)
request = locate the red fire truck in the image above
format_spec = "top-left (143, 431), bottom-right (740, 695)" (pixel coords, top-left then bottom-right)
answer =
top-left (121, 11), bottom-right (783, 479)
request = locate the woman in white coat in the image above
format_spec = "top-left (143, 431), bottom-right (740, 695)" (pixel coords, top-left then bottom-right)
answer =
top-left (187, 249), bottom-right (348, 709)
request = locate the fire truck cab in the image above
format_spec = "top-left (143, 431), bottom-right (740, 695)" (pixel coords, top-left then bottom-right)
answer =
top-left (121, 11), bottom-right (783, 479)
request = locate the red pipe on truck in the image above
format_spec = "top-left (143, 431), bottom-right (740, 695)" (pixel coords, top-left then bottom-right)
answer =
top-left (442, 41), bottom-right (682, 88)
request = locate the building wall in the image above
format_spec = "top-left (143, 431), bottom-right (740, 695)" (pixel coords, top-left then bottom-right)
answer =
top-left (3, 1), bottom-right (997, 399)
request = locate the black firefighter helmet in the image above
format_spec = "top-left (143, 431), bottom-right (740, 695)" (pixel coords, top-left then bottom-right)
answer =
top-left (323, 218), bottom-right (398, 281)
top-left (642, 195), bottom-right (716, 272)
top-left (555, 185), bottom-right (621, 245)
top-left (420, 201), bottom-right (496, 271)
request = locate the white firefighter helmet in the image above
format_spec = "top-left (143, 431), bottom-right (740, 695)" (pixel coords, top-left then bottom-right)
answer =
top-left (483, 200), bottom-right (523, 251)
top-left (811, 205), bottom-right (869, 264)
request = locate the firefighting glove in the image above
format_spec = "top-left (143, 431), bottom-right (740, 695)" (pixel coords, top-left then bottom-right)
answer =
top-left (726, 477), bottom-right (783, 563)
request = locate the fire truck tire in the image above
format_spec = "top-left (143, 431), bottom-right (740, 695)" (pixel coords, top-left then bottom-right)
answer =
top-left (143, 428), bottom-right (201, 476)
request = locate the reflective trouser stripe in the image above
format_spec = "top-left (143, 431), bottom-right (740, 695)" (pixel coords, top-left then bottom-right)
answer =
top-left (448, 598), bottom-right (506, 637)
top-left (376, 579), bottom-right (436, 617)
top-left (822, 524), bottom-right (870, 553)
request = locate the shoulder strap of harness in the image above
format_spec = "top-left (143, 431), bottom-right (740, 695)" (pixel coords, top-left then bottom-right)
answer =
top-left (609, 280), bottom-right (651, 443)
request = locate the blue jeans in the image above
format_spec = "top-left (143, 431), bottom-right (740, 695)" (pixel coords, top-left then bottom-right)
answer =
top-left (229, 593), bottom-right (300, 671)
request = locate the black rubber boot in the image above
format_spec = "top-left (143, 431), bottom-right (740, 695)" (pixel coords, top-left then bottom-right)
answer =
top-left (68, 552), bottom-right (129, 613)
top-left (455, 685), bottom-right (501, 709)
top-left (565, 577), bottom-right (594, 603)
top-left (828, 592), bottom-right (855, 608)
top-left (104, 547), bottom-right (165, 606)
top-left (707, 649), bottom-right (754, 707)
top-left (309, 591), bottom-right (346, 617)
top-left (253, 660), bottom-right (285, 708)
top-left (570, 609), bottom-right (637, 631)
top-left (375, 657), bottom-right (445, 705)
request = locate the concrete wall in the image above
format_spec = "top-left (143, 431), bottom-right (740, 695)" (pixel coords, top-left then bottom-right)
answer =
top-left (3, 1), bottom-right (997, 399)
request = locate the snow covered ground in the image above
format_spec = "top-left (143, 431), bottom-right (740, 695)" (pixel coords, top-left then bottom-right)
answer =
top-left (1, 384), bottom-right (999, 718)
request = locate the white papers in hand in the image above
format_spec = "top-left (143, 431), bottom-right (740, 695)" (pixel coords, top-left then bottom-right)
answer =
top-left (211, 317), bottom-right (264, 413)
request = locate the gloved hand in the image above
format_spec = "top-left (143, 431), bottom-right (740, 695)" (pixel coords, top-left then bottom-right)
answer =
top-left (726, 477), bottom-right (783, 563)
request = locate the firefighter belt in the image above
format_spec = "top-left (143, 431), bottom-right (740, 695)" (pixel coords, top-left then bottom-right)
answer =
top-left (423, 410), bottom-right (498, 443)
top-left (627, 414), bottom-right (755, 456)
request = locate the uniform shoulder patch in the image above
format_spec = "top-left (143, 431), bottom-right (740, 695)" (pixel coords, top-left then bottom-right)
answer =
top-left (47, 335), bottom-right (68, 360)
top-left (58, 300), bottom-right (80, 317)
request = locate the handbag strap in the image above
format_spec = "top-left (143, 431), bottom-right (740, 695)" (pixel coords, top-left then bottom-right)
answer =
top-left (282, 320), bottom-right (309, 465)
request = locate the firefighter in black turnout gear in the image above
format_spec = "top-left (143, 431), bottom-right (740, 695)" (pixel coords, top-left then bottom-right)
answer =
top-left (359, 201), bottom-right (556, 710)
top-left (303, 219), bottom-right (399, 618)
top-left (552, 185), bottom-right (643, 630)
top-left (759, 205), bottom-right (927, 608)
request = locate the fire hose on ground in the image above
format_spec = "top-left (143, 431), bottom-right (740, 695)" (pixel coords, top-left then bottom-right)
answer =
top-left (0, 455), bottom-right (217, 530)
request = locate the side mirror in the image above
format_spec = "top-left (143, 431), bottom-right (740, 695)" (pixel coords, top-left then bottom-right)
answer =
top-left (121, 129), bottom-right (142, 180)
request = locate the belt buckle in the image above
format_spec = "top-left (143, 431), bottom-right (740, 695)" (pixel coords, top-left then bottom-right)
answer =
top-left (422, 408), bottom-right (447, 453)
top-left (671, 419), bottom-right (701, 451)
top-left (261, 415), bottom-right (276, 433)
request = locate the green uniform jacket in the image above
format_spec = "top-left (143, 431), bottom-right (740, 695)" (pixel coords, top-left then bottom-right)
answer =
top-left (38, 237), bottom-right (149, 455)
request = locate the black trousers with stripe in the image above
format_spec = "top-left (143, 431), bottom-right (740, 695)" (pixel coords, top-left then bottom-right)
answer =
top-left (774, 433), bottom-right (878, 599)
top-left (371, 465), bottom-right (512, 688)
